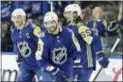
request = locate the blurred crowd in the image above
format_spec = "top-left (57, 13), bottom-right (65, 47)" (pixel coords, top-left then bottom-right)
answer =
top-left (1, 1), bottom-right (122, 55)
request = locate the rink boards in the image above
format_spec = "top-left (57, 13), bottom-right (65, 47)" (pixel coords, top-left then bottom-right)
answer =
top-left (1, 52), bottom-right (122, 81)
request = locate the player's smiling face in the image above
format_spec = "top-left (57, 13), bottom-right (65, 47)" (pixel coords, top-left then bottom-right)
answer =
top-left (64, 11), bottom-right (73, 22)
top-left (97, 9), bottom-right (104, 19)
top-left (12, 15), bottom-right (24, 29)
top-left (64, 11), bottom-right (75, 23)
top-left (45, 20), bottom-right (57, 33)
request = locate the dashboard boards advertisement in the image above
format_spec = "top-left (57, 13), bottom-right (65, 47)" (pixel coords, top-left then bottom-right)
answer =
top-left (1, 52), bottom-right (122, 81)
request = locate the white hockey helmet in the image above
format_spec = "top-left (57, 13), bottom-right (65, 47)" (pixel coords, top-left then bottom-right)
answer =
top-left (64, 4), bottom-right (73, 12)
top-left (11, 8), bottom-right (26, 21)
top-left (71, 4), bottom-right (82, 16)
top-left (44, 12), bottom-right (58, 23)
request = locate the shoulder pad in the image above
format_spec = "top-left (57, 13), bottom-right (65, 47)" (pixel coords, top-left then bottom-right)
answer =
top-left (33, 26), bottom-right (41, 38)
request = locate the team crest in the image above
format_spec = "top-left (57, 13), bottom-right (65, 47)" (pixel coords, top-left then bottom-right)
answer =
top-left (52, 47), bottom-right (67, 64)
top-left (17, 41), bottom-right (31, 57)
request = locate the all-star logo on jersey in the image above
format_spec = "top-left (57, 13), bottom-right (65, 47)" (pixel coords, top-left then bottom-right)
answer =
top-left (52, 47), bottom-right (67, 64)
top-left (17, 41), bottom-right (31, 57)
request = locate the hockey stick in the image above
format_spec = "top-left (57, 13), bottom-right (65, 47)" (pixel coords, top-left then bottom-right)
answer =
top-left (93, 38), bottom-right (121, 81)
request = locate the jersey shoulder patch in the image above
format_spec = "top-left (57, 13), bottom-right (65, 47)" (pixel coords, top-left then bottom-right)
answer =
top-left (33, 26), bottom-right (41, 38)
top-left (78, 25), bottom-right (93, 45)
top-left (78, 25), bottom-right (90, 33)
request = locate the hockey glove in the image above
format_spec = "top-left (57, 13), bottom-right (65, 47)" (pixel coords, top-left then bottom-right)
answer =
top-left (97, 53), bottom-right (109, 68)
top-left (46, 66), bottom-right (68, 82)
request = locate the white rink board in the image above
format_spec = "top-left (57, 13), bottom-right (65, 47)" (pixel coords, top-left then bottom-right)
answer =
top-left (90, 58), bottom-right (122, 81)
top-left (1, 52), bottom-right (123, 81)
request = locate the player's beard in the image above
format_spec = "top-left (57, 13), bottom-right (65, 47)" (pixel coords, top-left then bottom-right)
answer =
top-left (49, 26), bottom-right (57, 32)
top-left (48, 26), bottom-right (60, 35)
top-left (48, 22), bottom-right (57, 32)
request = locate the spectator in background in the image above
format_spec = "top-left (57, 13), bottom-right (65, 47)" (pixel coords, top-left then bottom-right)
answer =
top-left (1, 21), bottom-right (13, 52)
top-left (35, 16), bottom-right (43, 27)
top-left (1, 2), bottom-right (11, 22)
top-left (32, 2), bottom-right (42, 18)
top-left (107, 10), bottom-right (121, 36)
top-left (81, 7), bottom-right (92, 24)
top-left (107, 2), bottom-right (122, 35)
top-left (88, 7), bottom-right (106, 36)
top-left (87, 7), bottom-right (108, 48)
top-left (107, 2), bottom-right (122, 55)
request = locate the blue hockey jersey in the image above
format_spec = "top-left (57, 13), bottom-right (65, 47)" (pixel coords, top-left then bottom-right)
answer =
top-left (87, 20), bottom-right (107, 37)
top-left (11, 23), bottom-right (41, 70)
top-left (66, 24), bottom-right (103, 69)
top-left (36, 27), bottom-right (81, 78)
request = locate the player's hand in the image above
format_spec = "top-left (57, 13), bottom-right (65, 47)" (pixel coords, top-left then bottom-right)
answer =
top-left (46, 66), bottom-right (63, 77)
top-left (46, 66), bottom-right (68, 82)
top-left (97, 53), bottom-right (109, 68)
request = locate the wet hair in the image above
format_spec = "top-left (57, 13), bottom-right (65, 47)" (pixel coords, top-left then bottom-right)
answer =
top-left (74, 16), bottom-right (81, 24)
top-left (73, 11), bottom-right (82, 24)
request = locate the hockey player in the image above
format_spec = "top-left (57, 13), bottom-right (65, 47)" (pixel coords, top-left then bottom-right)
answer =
top-left (87, 7), bottom-right (107, 36)
top-left (11, 8), bottom-right (42, 81)
top-left (64, 4), bottom-right (109, 81)
top-left (87, 7), bottom-right (107, 47)
top-left (36, 11), bottom-right (81, 82)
